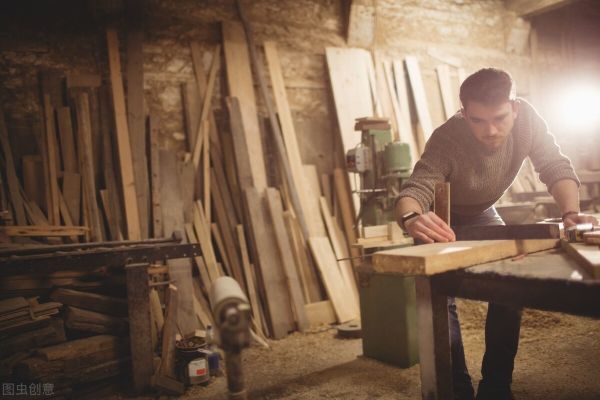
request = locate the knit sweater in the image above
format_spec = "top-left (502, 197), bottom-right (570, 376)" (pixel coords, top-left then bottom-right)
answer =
top-left (398, 98), bottom-right (579, 216)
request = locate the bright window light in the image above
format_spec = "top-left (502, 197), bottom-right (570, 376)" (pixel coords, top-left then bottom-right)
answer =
top-left (552, 81), bottom-right (600, 132)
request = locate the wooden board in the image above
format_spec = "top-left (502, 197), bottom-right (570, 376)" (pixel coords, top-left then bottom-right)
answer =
top-left (42, 95), bottom-right (60, 225)
top-left (0, 111), bottom-right (26, 225)
top-left (435, 64), bottom-right (457, 120)
top-left (325, 47), bottom-right (374, 214)
top-left (453, 223), bottom-right (562, 241)
top-left (561, 240), bottom-right (600, 279)
top-left (56, 107), bottom-right (78, 173)
top-left (62, 171), bottom-right (81, 225)
top-left (159, 284), bottom-right (178, 379)
top-left (193, 201), bottom-right (221, 282)
top-left (0, 225), bottom-right (88, 237)
top-left (244, 187), bottom-right (295, 338)
top-left (304, 300), bottom-right (336, 328)
top-left (319, 197), bottom-right (360, 313)
top-left (236, 224), bottom-right (266, 337)
top-left (264, 41), bottom-right (325, 237)
top-left (584, 231), bottom-right (600, 245)
top-left (158, 150), bottom-right (184, 238)
top-left (149, 117), bottom-right (162, 239)
top-left (65, 306), bottom-right (128, 334)
top-left (168, 260), bottom-right (200, 337)
top-left (227, 97), bottom-right (254, 190)
top-left (308, 237), bottom-right (357, 323)
top-left (106, 28), bottom-right (141, 241)
top-left (21, 155), bottom-right (45, 210)
top-left (405, 56), bottom-right (434, 153)
top-left (265, 188), bottom-right (310, 331)
top-left (222, 21), bottom-right (267, 190)
top-left (126, 29), bottom-right (150, 239)
top-left (373, 239), bottom-right (560, 276)
top-left (74, 92), bottom-right (104, 242)
top-left (333, 168), bottom-right (361, 266)
top-left (392, 60), bottom-right (419, 164)
top-left (50, 288), bottom-right (127, 317)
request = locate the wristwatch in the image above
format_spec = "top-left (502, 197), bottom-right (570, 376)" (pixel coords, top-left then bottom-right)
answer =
top-left (399, 211), bottom-right (420, 231)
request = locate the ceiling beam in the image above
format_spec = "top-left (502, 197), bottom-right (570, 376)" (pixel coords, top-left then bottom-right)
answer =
top-left (506, 0), bottom-right (579, 17)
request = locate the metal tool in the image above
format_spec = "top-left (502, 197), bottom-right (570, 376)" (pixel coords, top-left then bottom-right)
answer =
top-left (566, 223), bottom-right (597, 242)
top-left (346, 117), bottom-right (413, 227)
top-left (209, 276), bottom-right (251, 400)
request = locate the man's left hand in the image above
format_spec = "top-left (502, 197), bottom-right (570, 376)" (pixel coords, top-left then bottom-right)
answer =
top-left (563, 212), bottom-right (599, 228)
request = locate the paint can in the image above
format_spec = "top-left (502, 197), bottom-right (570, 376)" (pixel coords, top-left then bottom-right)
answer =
top-left (176, 336), bottom-right (210, 385)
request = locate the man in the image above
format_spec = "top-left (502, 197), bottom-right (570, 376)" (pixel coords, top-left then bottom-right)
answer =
top-left (394, 68), bottom-right (598, 400)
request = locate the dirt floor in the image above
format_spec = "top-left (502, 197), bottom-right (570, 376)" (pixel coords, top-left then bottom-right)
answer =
top-left (176, 300), bottom-right (600, 400)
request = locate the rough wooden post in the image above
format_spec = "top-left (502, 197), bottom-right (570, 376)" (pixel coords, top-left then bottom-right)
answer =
top-left (126, 262), bottom-right (154, 393)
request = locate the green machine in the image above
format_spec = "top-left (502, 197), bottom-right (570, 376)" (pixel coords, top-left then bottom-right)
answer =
top-left (346, 118), bottom-right (419, 368)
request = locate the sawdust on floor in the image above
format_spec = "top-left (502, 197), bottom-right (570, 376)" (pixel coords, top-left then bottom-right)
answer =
top-left (177, 299), bottom-right (600, 400)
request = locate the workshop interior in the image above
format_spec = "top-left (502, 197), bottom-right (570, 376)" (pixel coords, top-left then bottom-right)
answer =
top-left (0, 0), bottom-right (599, 399)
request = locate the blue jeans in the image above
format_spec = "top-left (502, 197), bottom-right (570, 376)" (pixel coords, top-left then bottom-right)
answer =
top-left (449, 207), bottom-right (522, 400)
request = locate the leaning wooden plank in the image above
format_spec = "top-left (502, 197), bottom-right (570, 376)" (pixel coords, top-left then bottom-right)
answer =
top-left (21, 155), bottom-right (44, 215)
top-left (126, 29), bottom-right (150, 240)
top-left (168, 260), bottom-right (200, 337)
top-left (236, 224), bottom-right (266, 338)
top-left (333, 168), bottom-right (362, 266)
top-left (0, 225), bottom-right (88, 237)
top-left (41, 94), bottom-right (61, 225)
top-left (181, 81), bottom-right (201, 153)
top-left (283, 211), bottom-right (322, 303)
top-left (244, 187), bottom-right (295, 338)
top-left (74, 92), bottom-right (104, 242)
top-left (56, 107), bottom-right (78, 173)
top-left (159, 150), bottom-right (185, 238)
top-left (308, 237), bottom-right (357, 323)
top-left (193, 201), bottom-right (222, 282)
top-left (373, 239), bottom-right (560, 276)
top-left (149, 117), bottom-right (162, 239)
top-left (158, 284), bottom-right (180, 382)
top-left (191, 44), bottom-right (220, 170)
top-left (106, 28), bottom-right (141, 240)
top-left (191, 279), bottom-right (213, 329)
top-left (435, 64), bottom-right (458, 120)
top-left (184, 223), bottom-right (212, 289)
top-left (405, 56), bottom-right (434, 152)
top-left (99, 85), bottom-right (125, 241)
top-left (125, 263), bottom-right (154, 393)
top-left (58, 191), bottom-right (79, 242)
top-left (222, 22), bottom-right (267, 190)
top-left (264, 41), bottom-right (325, 237)
top-left (304, 300), bottom-right (336, 328)
top-left (50, 288), bottom-right (127, 317)
top-left (561, 240), bottom-right (600, 279)
top-left (62, 171), bottom-right (81, 225)
top-left (226, 97), bottom-right (254, 190)
top-left (319, 197), bottom-right (359, 313)
top-left (0, 111), bottom-right (26, 224)
top-left (392, 60), bottom-right (419, 164)
top-left (265, 188), bottom-right (310, 331)
top-left (325, 47), bottom-right (374, 214)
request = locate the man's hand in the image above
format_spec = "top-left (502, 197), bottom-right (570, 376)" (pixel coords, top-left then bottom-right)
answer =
top-left (563, 212), bottom-right (599, 228)
top-left (404, 211), bottom-right (456, 244)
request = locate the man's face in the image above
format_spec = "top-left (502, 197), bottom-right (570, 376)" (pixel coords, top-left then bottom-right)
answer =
top-left (462, 100), bottom-right (519, 152)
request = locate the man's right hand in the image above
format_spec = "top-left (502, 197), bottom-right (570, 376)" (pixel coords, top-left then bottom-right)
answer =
top-left (404, 211), bottom-right (456, 244)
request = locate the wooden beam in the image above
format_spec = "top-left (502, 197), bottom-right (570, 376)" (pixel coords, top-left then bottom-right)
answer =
top-left (42, 95), bottom-right (61, 225)
top-left (435, 65), bottom-right (457, 120)
top-left (0, 225), bottom-right (88, 237)
top-left (149, 116), bottom-right (162, 238)
top-left (222, 22), bottom-right (268, 190)
top-left (56, 107), bottom-right (78, 173)
top-left (126, 29), bottom-right (150, 239)
top-left (373, 239), bottom-right (560, 275)
top-left (106, 28), bottom-right (141, 240)
top-left (506, 0), bottom-right (577, 17)
top-left (0, 110), bottom-right (27, 225)
top-left (74, 92), bottom-right (104, 241)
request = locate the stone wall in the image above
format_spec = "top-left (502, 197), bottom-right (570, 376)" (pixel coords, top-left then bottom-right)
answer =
top-left (1, 0), bottom-right (591, 176)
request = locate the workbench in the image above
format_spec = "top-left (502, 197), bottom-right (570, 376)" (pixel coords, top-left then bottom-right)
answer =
top-left (366, 245), bottom-right (600, 400)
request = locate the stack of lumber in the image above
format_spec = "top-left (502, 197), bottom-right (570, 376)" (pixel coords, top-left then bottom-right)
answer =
top-left (0, 297), bottom-right (61, 334)
top-left (50, 288), bottom-right (129, 336)
top-left (13, 335), bottom-right (129, 396)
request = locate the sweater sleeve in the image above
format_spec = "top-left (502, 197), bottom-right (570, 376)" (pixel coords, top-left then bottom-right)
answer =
top-left (396, 129), bottom-right (453, 213)
top-left (525, 102), bottom-right (580, 190)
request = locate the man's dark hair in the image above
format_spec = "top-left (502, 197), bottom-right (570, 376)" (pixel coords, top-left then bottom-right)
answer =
top-left (459, 68), bottom-right (516, 108)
